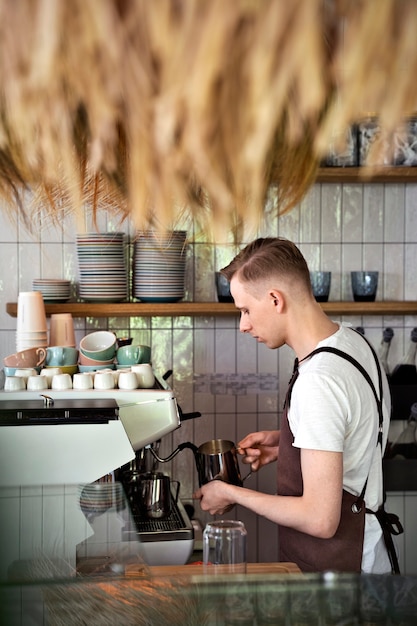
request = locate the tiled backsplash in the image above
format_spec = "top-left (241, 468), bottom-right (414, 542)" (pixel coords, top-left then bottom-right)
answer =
top-left (1, 181), bottom-right (417, 562)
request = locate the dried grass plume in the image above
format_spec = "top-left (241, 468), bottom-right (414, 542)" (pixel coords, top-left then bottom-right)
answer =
top-left (0, 0), bottom-right (416, 239)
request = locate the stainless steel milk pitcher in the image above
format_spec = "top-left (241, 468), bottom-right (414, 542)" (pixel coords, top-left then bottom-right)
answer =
top-left (149, 438), bottom-right (251, 487)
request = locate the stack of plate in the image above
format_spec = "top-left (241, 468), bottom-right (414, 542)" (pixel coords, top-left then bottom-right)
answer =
top-left (32, 279), bottom-right (71, 302)
top-left (132, 230), bottom-right (187, 303)
top-left (76, 232), bottom-right (128, 302)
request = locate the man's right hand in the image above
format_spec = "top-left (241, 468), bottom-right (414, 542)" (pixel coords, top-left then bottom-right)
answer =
top-left (237, 430), bottom-right (280, 471)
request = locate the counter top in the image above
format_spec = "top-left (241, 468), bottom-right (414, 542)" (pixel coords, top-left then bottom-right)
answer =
top-left (126, 561), bottom-right (302, 579)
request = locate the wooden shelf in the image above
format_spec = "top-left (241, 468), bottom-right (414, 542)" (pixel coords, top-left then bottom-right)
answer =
top-left (316, 166), bottom-right (417, 183)
top-left (6, 301), bottom-right (417, 318)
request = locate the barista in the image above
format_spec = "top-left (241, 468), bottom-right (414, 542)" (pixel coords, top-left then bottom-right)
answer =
top-left (193, 237), bottom-right (392, 573)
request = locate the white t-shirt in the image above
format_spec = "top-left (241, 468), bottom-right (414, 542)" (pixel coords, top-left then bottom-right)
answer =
top-left (288, 323), bottom-right (392, 573)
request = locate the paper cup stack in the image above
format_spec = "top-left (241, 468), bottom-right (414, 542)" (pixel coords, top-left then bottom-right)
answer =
top-left (132, 230), bottom-right (187, 302)
top-left (16, 291), bottom-right (48, 352)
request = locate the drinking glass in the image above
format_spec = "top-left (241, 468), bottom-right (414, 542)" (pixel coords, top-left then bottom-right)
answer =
top-left (310, 271), bottom-right (331, 302)
top-left (203, 520), bottom-right (247, 574)
top-left (351, 271), bottom-right (379, 302)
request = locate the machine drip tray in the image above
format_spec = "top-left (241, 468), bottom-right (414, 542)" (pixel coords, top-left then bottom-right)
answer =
top-left (122, 488), bottom-right (194, 543)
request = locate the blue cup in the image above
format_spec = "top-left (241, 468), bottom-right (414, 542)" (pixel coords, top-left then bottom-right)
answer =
top-left (46, 346), bottom-right (79, 367)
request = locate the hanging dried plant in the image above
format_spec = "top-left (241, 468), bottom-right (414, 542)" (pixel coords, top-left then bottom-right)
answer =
top-left (0, 0), bottom-right (416, 240)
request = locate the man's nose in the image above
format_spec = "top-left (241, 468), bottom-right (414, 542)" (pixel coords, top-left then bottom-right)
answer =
top-left (239, 316), bottom-right (250, 333)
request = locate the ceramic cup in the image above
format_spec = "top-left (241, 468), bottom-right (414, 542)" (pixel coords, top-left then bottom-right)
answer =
top-left (3, 347), bottom-right (47, 368)
top-left (14, 368), bottom-right (37, 380)
top-left (46, 346), bottom-right (79, 367)
top-left (4, 376), bottom-right (26, 391)
top-left (93, 371), bottom-right (115, 390)
top-left (40, 367), bottom-right (62, 387)
top-left (51, 373), bottom-right (73, 390)
top-left (117, 344), bottom-right (151, 365)
top-left (79, 331), bottom-right (117, 361)
top-left (27, 375), bottom-right (48, 391)
top-left (78, 351), bottom-right (114, 367)
top-left (49, 313), bottom-right (76, 347)
top-left (118, 370), bottom-right (139, 390)
top-left (72, 372), bottom-right (94, 390)
top-left (131, 363), bottom-right (155, 388)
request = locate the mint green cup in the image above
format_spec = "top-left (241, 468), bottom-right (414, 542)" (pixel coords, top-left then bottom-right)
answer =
top-left (117, 344), bottom-right (151, 365)
top-left (46, 346), bottom-right (79, 367)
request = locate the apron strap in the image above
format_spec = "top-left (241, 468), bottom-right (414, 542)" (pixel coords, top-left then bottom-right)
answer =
top-left (287, 328), bottom-right (403, 574)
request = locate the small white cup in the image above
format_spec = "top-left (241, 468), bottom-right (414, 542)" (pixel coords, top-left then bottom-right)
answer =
top-left (94, 371), bottom-right (115, 390)
top-left (4, 376), bottom-right (26, 391)
top-left (118, 370), bottom-right (139, 390)
top-left (131, 364), bottom-right (155, 388)
top-left (40, 367), bottom-right (62, 388)
top-left (14, 368), bottom-right (38, 380)
top-left (51, 373), bottom-right (73, 390)
top-left (27, 375), bottom-right (48, 391)
top-left (72, 373), bottom-right (94, 390)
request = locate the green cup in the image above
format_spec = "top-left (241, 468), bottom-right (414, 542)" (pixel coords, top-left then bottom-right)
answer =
top-left (46, 346), bottom-right (79, 367)
top-left (117, 344), bottom-right (151, 366)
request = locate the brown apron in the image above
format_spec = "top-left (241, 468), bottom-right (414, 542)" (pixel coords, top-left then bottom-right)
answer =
top-left (277, 359), bottom-right (366, 573)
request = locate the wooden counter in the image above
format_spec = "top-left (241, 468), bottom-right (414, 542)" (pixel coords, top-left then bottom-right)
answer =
top-left (126, 562), bottom-right (301, 579)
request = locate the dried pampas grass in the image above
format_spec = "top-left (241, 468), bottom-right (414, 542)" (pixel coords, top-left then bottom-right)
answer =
top-left (0, 0), bottom-right (416, 240)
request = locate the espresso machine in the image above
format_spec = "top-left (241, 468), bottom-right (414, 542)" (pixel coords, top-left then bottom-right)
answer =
top-left (0, 374), bottom-right (197, 578)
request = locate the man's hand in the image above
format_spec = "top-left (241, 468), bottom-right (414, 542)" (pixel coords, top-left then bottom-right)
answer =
top-left (237, 430), bottom-right (280, 471)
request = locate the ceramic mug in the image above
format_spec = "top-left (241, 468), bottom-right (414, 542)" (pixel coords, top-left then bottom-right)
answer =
top-left (118, 370), bottom-right (139, 390)
top-left (72, 372), bottom-right (94, 390)
top-left (40, 367), bottom-right (62, 387)
top-left (46, 346), bottom-right (79, 367)
top-left (51, 373), bottom-right (73, 390)
top-left (117, 344), bottom-right (151, 365)
top-left (131, 363), bottom-right (155, 388)
top-left (4, 376), bottom-right (26, 391)
top-left (27, 375), bottom-right (48, 391)
top-left (3, 347), bottom-right (47, 368)
top-left (93, 371), bottom-right (115, 390)
top-left (14, 368), bottom-right (38, 380)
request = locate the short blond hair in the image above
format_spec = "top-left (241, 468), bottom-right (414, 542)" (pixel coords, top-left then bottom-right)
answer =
top-left (222, 237), bottom-right (311, 293)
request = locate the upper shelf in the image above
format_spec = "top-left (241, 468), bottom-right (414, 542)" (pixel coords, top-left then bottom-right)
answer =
top-left (6, 301), bottom-right (417, 318)
top-left (316, 167), bottom-right (417, 183)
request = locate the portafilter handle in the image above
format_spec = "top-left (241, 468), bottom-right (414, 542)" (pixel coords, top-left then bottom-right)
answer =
top-left (147, 441), bottom-right (198, 463)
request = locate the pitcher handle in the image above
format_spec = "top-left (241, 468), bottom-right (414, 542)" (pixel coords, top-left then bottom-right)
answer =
top-left (242, 470), bottom-right (253, 483)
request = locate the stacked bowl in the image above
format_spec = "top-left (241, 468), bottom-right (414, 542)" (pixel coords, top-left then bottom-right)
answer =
top-left (76, 232), bottom-right (128, 302)
top-left (16, 291), bottom-right (48, 352)
top-left (132, 230), bottom-right (187, 302)
top-left (78, 331), bottom-right (117, 372)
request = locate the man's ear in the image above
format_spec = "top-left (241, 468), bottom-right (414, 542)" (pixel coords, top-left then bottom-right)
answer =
top-left (270, 290), bottom-right (284, 311)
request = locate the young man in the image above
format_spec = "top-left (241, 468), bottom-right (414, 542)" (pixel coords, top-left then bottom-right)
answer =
top-left (193, 237), bottom-right (392, 573)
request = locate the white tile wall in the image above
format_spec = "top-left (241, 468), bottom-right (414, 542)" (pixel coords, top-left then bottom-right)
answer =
top-left (1, 181), bottom-right (417, 564)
